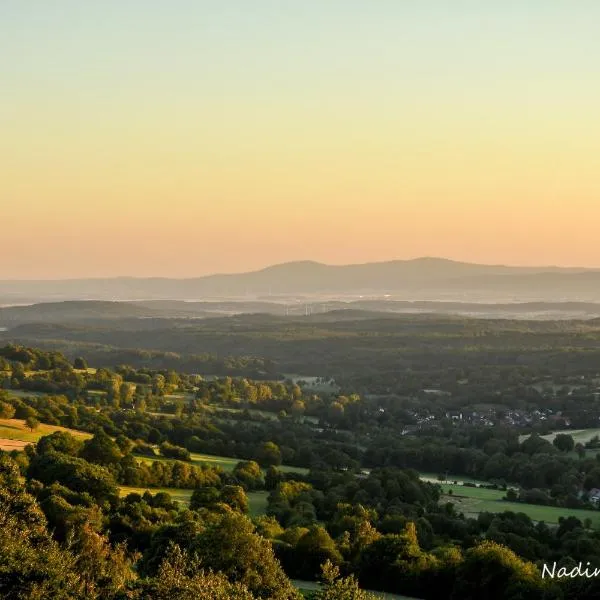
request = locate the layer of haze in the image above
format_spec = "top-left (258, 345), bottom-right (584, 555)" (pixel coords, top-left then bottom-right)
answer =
top-left (2, 1), bottom-right (600, 278)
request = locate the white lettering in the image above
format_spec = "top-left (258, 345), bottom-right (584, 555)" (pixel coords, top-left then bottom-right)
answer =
top-left (541, 562), bottom-right (556, 579)
top-left (542, 561), bottom-right (600, 579)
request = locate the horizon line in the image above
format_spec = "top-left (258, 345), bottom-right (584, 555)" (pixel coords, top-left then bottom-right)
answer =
top-left (1, 256), bottom-right (600, 282)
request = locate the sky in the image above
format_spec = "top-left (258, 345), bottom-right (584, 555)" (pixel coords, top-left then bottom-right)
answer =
top-left (2, 1), bottom-right (600, 278)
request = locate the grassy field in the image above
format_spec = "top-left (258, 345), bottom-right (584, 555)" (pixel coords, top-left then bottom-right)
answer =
top-left (442, 484), bottom-right (600, 526)
top-left (0, 418), bottom-right (92, 450)
top-left (206, 404), bottom-right (320, 426)
top-left (6, 389), bottom-right (48, 398)
top-left (118, 486), bottom-right (269, 516)
top-left (419, 472), bottom-right (489, 486)
top-left (119, 486), bottom-right (195, 505)
top-left (293, 579), bottom-right (419, 599)
top-left (440, 484), bottom-right (512, 500)
top-left (138, 451), bottom-right (309, 476)
top-left (21, 367), bottom-right (97, 377)
top-left (519, 428), bottom-right (600, 445)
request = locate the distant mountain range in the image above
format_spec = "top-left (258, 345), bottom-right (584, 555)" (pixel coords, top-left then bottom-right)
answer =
top-left (2, 258), bottom-right (600, 302)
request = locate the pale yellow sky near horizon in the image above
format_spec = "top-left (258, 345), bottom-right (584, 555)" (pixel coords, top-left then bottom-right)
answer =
top-left (2, 2), bottom-right (600, 278)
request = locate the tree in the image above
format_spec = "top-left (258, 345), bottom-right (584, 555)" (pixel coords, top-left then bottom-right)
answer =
top-left (134, 397), bottom-right (147, 413)
top-left (294, 526), bottom-right (343, 579)
top-left (28, 451), bottom-right (118, 504)
top-left (257, 441), bottom-right (282, 467)
top-left (0, 455), bottom-right (85, 599)
top-left (290, 400), bottom-right (305, 418)
top-left (451, 541), bottom-right (550, 600)
top-left (73, 357), bottom-right (88, 370)
top-left (25, 415), bottom-right (40, 432)
top-left (313, 561), bottom-right (377, 600)
top-left (136, 544), bottom-right (257, 600)
top-left (220, 485), bottom-right (249, 513)
top-left (119, 382), bottom-right (135, 405)
top-left (190, 512), bottom-right (301, 600)
top-left (553, 434), bottom-right (575, 453)
top-left (67, 520), bottom-right (137, 598)
top-left (265, 466), bottom-right (283, 491)
top-left (0, 401), bottom-right (15, 419)
top-left (254, 515), bottom-right (284, 540)
top-left (80, 430), bottom-right (123, 466)
top-left (152, 374), bottom-right (166, 396)
top-left (190, 487), bottom-right (221, 511)
top-left (115, 434), bottom-right (135, 455)
top-left (233, 461), bottom-right (264, 491)
top-left (37, 431), bottom-right (83, 457)
top-left (160, 441), bottom-right (191, 462)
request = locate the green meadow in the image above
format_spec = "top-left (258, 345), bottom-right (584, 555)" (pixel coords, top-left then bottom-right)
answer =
top-left (118, 486), bottom-right (269, 516)
top-left (442, 484), bottom-right (600, 526)
top-left (0, 418), bottom-right (92, 449)
top-left (138, 450), bottom-right (309, 475)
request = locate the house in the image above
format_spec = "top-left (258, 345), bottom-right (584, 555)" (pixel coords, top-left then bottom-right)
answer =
top-left (588, 488), bottom-right (600, 505)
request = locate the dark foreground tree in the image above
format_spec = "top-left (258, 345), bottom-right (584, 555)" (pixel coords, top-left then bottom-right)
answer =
top-left (313, 561), bottom-right (377, 600)
top-left (135, 544), bottom-right (256, 600)
top-left (0, 455), bottom-right (83, 599)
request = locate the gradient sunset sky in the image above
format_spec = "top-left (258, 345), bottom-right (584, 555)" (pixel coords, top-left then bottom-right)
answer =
top-left (2, 1), bottom-right (600, 278)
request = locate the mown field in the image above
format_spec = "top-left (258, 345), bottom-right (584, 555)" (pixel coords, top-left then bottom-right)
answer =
top-left (293, 579), bottom-right (420, 599)
top-left (441, 484), bottom-right (511, 500)
top-left (138, 451), bottom-right (309, 475)
top-left (419, 472), bottom-right (489, 486)
top-left (204, 404), bottom-right (320, 426)
top-left (0, 417), bottom-right (92, 450)
top-left (118, 486), bottom-right (269, 516)
top-left (518, 428), bottom-right (600, 445)
top-left (441, 484), bottom-right (600, 526)
top-left (5, 389), bottom-right (49, 398)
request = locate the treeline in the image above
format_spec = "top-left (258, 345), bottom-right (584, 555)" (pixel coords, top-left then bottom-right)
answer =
top-left (0, 452), bottom-right (303, 600)
top-left (2, 445), bottom-right (597, 600)
top-left (1, 338), bottom-right (280, 377)
top-left (261, 467), bottom-right (600, 598)
top-left (6, 314), bottom-right (600, 395)
top-left (5, 360), bottom-right (600, 513)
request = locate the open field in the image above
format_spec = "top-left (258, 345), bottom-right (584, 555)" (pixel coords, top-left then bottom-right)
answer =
top-left (247, 490), bottom-right (269, 516)
top-left (419, 472), bottom-right (489, 486)
top-left (0, 418), bottom-right (92, 449)
top-left (163, 393), bottom-right (194, 401)
top-left (443, 486), bottom-right (600, 526)
top-left (6, 389), bottom-right (49, 398)
top-left (119, 486), bottom-right (195, 505)
top-left (0, 438), bottom-right (29, 451)
top-left (519, 428), bottom-right (600, 444)
top-left (208, 405), bottom-right (279, 421)
top-left (21, 367), bottom-right (97, 376)
top-left (138, 451), bottom-right (309, 475)
top-left (208, 404), bottom-right (320, 425)
top-left (118, 486), bottom-right (269, 516)
top-left (282, 374), bottom-right (340, 394)
top-left (293, 579), bottom-right (419, 599)
top-left (440, 484), bottom-right (513, 500)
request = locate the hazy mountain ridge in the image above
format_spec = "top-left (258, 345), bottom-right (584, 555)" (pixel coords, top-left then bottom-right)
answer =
top-left (1, 257), bottom-right (600, 302)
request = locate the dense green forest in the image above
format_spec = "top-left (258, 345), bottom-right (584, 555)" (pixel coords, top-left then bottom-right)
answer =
top-left (2, 323), bottom-right (600, 598)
